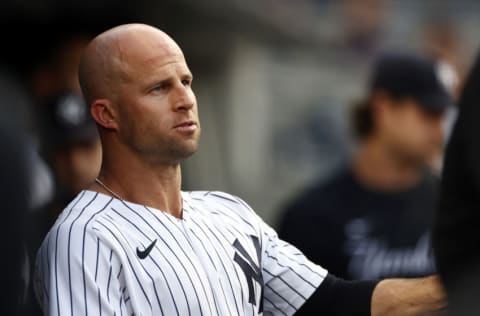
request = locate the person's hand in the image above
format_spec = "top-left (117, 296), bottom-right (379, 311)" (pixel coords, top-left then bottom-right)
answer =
top-left (371, 275), bottom-right (447, 315)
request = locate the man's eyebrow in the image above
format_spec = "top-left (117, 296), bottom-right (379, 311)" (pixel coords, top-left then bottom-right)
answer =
top-left (181, 72), bottom-right (193, 79)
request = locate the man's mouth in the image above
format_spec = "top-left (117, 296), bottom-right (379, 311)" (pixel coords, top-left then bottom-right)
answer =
top-left (174, 120), bottom-right (197, 132)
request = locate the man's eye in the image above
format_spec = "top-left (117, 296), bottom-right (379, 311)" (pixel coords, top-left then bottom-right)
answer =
top-left (152, 84), bottom-right (167, 92)
top-left (182, 79), bottom-right (191, 86)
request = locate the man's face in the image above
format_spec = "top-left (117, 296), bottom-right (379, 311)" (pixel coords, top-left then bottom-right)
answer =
top-left (112, 32), bottom-right (201, 165)
top-left (380, 98), bottom-right (445, 166)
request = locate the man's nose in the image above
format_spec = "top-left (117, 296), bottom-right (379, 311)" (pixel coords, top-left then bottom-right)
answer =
top-left (172, 84), bottom-right (195, 111)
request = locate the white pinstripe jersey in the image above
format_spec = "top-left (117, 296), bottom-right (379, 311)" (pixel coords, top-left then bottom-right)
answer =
top-left (34, 190), bottom-right (327, 316)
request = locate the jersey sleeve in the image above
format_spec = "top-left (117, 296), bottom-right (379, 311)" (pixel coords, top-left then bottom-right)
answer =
top-left (34, 220), bottom-right (130, 316)
top-left (258, 215), bottom-right (328, 315)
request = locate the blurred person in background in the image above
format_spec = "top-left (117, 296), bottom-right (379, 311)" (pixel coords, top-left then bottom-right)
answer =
top-left (0, 19), bottom-right (95, 221)
top-left (278, 52), bottom-right (453, 281)
top-left (22, 28), bottom-right (93, 153)
top-left (433, 50), bottom-right (480, 316)
top-left (14, 22), bottom-right (98, 244)
top-left (42, 91), bottom-right (101, 211)
top-left (26, 91), bottom-right (101, 315)
top-left (29, 91), bottom-right (101, 251)
top-left (2, 17), bottom-right (95, 159)
top-left (0, 56), bottom-right (55, 316)
top-left (1, 19), bottom-right (99, 315)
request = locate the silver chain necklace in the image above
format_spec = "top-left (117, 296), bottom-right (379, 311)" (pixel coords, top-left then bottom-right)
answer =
top-left (95, 177), bottom-right (123, 200)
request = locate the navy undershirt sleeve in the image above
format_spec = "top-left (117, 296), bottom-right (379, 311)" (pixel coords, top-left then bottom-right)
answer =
top-left (295, 273), bottom-right (379, 316)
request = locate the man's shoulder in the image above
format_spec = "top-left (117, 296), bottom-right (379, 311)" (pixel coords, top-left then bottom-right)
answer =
top-left (36, 190), bottom-right (117, 267)
top-left (47, 190), bottom-right (115, 237)
top-left (184, 190), bottom-right (258, 221)
top-left (185, 190), bottom-right (248, 205)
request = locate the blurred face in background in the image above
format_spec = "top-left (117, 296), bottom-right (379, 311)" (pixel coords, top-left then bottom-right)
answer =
top-left (376, 96), bottom-right (445, 167)
top-left (53, 140), bottom-right (102, 195)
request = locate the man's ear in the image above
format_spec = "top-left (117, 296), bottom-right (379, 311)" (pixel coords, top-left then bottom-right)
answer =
top-left (90, 99), bottom-right (119, 130)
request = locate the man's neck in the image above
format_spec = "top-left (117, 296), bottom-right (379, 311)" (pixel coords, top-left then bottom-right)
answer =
top-left (353, 139), bottom-right (424, 192)
top-left (92, 155), bottom-right (184, 218)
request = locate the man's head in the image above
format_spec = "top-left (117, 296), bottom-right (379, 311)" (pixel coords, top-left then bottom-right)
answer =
top-left (352, 52), bottom-right (452, 166)
top-left (78, 23), bottom-right (200, 165)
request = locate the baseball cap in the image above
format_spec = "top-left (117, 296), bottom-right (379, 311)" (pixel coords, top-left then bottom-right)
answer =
top-left (369, 52), bottom-right (453, 112)
top-left (44, 91), bottom-right (98, 147)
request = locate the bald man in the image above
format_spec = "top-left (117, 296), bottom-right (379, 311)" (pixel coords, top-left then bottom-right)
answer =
top-left (34, 23), bottom-right (446, 316)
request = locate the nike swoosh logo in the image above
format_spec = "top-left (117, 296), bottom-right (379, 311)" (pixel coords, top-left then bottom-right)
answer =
top-left (136, 239), bottom-right (157, 259)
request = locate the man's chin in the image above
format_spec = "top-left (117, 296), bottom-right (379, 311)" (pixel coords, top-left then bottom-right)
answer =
top-left (167, 144), bottom-right (199, 164)
top-left (180, 148), bottom-right (198, 161)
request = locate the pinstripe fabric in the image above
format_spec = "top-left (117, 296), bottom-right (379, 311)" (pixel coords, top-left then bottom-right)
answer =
top-left (34, 190), bottom-right (327, 315)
